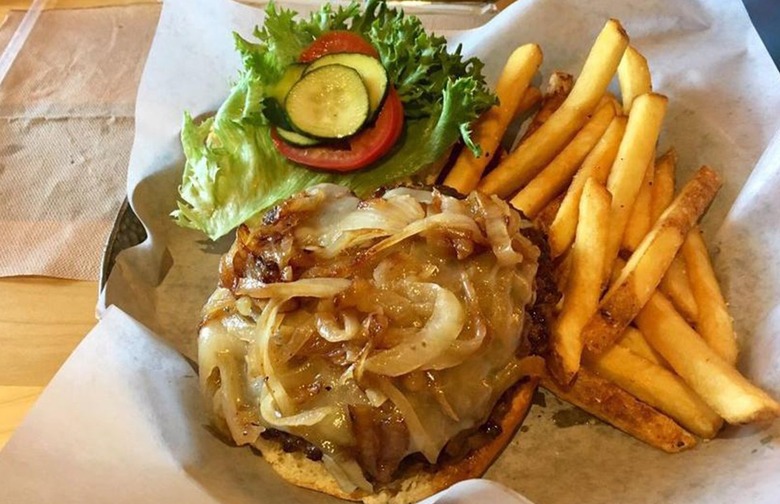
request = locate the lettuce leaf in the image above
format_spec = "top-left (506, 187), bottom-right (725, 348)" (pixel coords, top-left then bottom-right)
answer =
top-left (173, 0), bottom-right (496, 240)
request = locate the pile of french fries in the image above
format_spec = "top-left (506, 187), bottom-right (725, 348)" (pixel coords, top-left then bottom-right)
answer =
top-left (443, 19), bottom-right (780, 451)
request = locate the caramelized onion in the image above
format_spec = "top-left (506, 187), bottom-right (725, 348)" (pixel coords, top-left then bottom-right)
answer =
top-left (200, 287), bottom-right (238, 324)
top-left (251, 299), bottom-right (296, 416)
top-left (236, 277), bottom-right (351, 299)
top-left (323, 454), bottom-right (373, 493)
top-left (363, 284), bottom-right (465, 376)
top-left (275, 324), bottom-right (315, 364)
top-left (368, 213), bottom-right (487, 256)
top-left (316, 309), bottom-right (361, 342)
top-left (382, 186), bottom-right (434, 204)
top-left (482, 196), bottom-right (524, 266)
top-left (424, 272), bottom-right (487, 370)
top-left (199, 321), bottom-right (261, 445)
top-left (316, 195), bottom-right (426, 258)
top-left (376, 377), bottom-right (437, 463)
top-left (260, 386), bottom-right (336, 427)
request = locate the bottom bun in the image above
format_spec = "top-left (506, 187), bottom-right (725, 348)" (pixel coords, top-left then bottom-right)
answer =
top-left (253, 378), bottom-right (538, 504)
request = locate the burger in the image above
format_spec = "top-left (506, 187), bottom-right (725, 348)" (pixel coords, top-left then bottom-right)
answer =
top-left (175, 1), bottom-right (558, 500)
top-left (198, 184), bottom-right (558, 503)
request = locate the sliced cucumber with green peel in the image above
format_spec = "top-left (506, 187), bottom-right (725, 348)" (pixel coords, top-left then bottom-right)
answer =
top-left (262, 64), bottom-right (308, 128)
top-left (276, 127), bottom-right (321, 147)
top-left (305, 53), bottom-right (388, 118)
top-left (285, 64), bottom-right (370, 139)
top-left (266, 63), bottom-right (307, 102)
top-left (262, 97), bottom-right (292, 129)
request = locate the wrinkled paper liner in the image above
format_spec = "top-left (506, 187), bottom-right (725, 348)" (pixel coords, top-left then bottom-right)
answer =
top-left (5, 0), bottom-right (780, 503)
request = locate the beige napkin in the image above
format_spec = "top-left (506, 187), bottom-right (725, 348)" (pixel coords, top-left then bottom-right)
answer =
top-left (0, 4), bottom-right (159, 280)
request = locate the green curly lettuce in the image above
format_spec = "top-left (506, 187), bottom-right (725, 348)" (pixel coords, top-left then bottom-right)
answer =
top-left (173, 0), bottom-right (496, 240)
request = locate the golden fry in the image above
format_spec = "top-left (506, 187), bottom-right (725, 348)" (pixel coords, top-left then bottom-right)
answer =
top-left (533, 193), bottom-right (564, 235)
top-left (636, 292), bottom-right (780, 424)
top-left (650, 149), bottom-right (698, 321)
top-left (554, 249), bottom-right (573, 294)
top-left (604, 92), bottom-right (668, 277)
top-left (617, 326), bottom-right (667, 368)
top-left (444, 44), bottom-right (543, 194)
top-left (548, 116), bottom-right (627, 258)
top-left (683, 228), bottom-right (739, 364)
top-left (583, 166), bottom-right (722, 354)
top-left (617, 45), bottom-right (652, 113)
top-left (479, 19), bottom-right (629, 197)
top-left (542, 368), bottom-right (697, 453)
top-left (510, 99), bottom-right (617, 217)
top-left (515, 86), bottom-right (542, 121)
top-left (586, 345), bottom-right (723, 438)
top-left (621, 158), bottom-right (655, 252)
top-left (659, 255), bottom-right (699, 322)
top-left (549, 179), bottom-right (611, 384)
top-left (650, 148), bottom-right (677, 224)
top-left (608, 256), bottom-right (625, 286)
top-left (517, 72), bottom-right (574, 145)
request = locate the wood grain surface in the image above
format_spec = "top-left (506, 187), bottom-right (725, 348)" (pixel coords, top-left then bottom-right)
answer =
top-left (0, 277), bottom-right (97, 449)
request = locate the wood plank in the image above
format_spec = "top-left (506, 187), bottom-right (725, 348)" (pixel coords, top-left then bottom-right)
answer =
top-left (0, 385), bottom-right (43, 450)
top-left (0, 277), bottom-right (97, 386)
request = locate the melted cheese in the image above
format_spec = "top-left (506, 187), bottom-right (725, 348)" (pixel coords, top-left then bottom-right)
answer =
top-left (198, 184), bottom-right (540, 490)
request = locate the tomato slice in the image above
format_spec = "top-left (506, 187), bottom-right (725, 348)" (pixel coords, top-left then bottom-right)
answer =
top-left (272, 88), bottom-right (404, 172)
top-left (299, 31), bottom-right (379, 63)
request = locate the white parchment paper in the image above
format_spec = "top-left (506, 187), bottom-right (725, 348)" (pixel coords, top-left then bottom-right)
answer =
top-left (4, 0), bottom-right (780, 502)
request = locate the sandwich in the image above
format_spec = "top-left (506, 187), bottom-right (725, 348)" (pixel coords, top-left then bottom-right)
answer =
top-left (198, 183), bottom-right (558, 502)
top-left (175, 1), bottom-right (558, 500)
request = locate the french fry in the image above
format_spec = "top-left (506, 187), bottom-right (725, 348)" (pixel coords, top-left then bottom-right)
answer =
top-left (444, 44), bottom-right (543, 194)
top-left (548, 115), bottom-right (627, 258)
top-left (603, 92), bottom-right (668, 277)
top-left (582, 166), bottom-right (722, 354)
top-left (659, 255), bottom-right (699, 322)
top-left (617, 326), bottom-right (667, 368)
top-left (682, 228), bottom-right (739, 364)
top-left (517, 72), bottom-right (574, 145)
top-left (617, 45), bottom-right (652, 113)
top-left (650, 148), bottom-right (677, 224)
top-left (479, 19), bottom-right (629, 197)
top-left (549, 179), bottom-right (611, 384)
top-left (621, 158), bottom-right (655, 252)
top-left (636, 292), bottom-right (780, 423)
top-left (510, 99), bottom-right (617, 217)
top-left (515, 86), bottom-right (542, 121)
top-left (554, 249), bottom-right (573, 294)
top-left (541, 368), bottom-right (697, 453)
top-left (585, 345), bottom-right (723, 438)
top-left (602, 92), bottom-right (622, 113)
top-left (650, 149), bottom-right (699, 320)
top-left (608, 255), bottom-right (625, 286)
top-left (533, 193), bottom-right (564, 235)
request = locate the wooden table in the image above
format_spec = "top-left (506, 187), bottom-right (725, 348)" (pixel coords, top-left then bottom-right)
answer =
top-left (0, 278), bottom-right (97, 449)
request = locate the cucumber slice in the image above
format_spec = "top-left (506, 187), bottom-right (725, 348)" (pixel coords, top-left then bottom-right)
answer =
top-left (262, 98), bottom-right (292, 129)
top-left (276, 127), bottom-right (321, 147)
top-left (306, 53), bottom-right (388, 118)
top-left (262, 64), bottom-right (308, 128)
top-left (285, 64), bottom-right (370, 139)
top-left (266, 63), bottom-right (307, 102)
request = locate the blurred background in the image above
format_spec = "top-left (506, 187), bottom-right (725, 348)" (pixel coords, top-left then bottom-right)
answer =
top-left (744, 0), bottom-right (779, 69)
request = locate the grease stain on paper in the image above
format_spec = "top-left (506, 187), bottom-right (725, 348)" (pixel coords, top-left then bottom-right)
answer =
top-left (532, 390), bottom-right (547, 408)
top-left (552, 407), bottom-right (595, 428)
